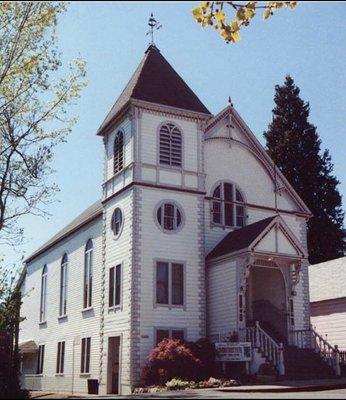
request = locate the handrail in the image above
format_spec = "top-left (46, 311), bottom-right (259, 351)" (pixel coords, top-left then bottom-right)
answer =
top-left (290, 327), bottom-right (341, 376)
top-left (246, 321), bottom-right (285, 376)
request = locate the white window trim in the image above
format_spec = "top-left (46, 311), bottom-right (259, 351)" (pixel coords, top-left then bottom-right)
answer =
top-left (113, 130), bottom-right (125, 174)
top-left (59, 255), bottom-right (68, 317)
top-left (210, 181), bottom-right (246, 229)
top-left (39, 266), bottom-right (48, 323)
top-left (80, 337), bottom-right (91, 374)
top-left (56, 341), bottom-right (65, 375)
top-left (83, 239), bottom-right (93, 309)
top-left (153, 200), bottom-right (185, 234)
top-left (153, 259), bottom-right (186, 310)
top-left (108, 263), bottom-right (123, 311)
top-left (111, 207), bottom-right (124, 240)
top-left (157, 121), bottom-right (184, 170)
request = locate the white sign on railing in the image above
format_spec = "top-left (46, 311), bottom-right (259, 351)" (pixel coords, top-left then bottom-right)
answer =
top-left (215, 342), bottom-right (252, 362)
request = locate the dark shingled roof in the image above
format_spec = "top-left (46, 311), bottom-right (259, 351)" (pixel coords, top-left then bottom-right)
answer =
top-left (206, 216), bottom-right (276, 260)
top-left (97, 45), bottom-right (211, 134)
top-left (25, 200), bottom-right (103, 263)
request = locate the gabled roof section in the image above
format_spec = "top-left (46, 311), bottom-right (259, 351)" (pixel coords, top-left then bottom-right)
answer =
top-left (25, 200), bottom-right (103, 264)
top-left (98, 45), bottom-right (211, 135)
top-left (207, 215), bottom-right (307, 261)
top-left (207, 216), bottom-right (276, 260)
top-left (205, 104), bottom-right (312, 216)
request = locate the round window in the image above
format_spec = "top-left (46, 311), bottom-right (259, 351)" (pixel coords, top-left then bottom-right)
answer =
top-left (111, 208), bottom-right (123, 237)
top-left (156, 202), bottom-right (183, 232)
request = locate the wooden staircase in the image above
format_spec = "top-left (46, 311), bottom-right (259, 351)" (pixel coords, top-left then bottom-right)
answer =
top-left (246, 322), bottom-right (341, 379)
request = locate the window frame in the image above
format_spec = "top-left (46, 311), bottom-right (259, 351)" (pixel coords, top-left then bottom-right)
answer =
top-left (157, 122), bottom-right (184, 169)
top-left (80, 337), bottom-right (91, 374)
top-left (83, 239), bottom-right (93, 310)
top-left (154, 200), bottom-right (185, 234)
top-left (108, 263), bottom-right (122, 310)
top-left (154, 327), bottom-right (187, 346)
top-left (36, 344), bottom-right (45, 375)
top-left (210, 181), bottom-right (246, 228)
top-left (111, 207), bottom-right (124, 239)
top-left (113, 130), bottom-right (124, 174)
top-left (154, 260), bottom-right (186, 309)
top-left (39, 265), bottom-right (48, 323)
top-left (59, 254), bottom-right (68, 317)
top-left (56, 341), bottom-right (65, 375)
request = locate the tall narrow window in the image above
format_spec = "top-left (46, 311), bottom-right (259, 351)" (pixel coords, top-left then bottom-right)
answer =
top-left (40, 265), bottom-right (48, 322)
top-left (59, 254), bottom-right (68, 316)
top-left (156, 262), bottom-right (184, 306)
top-left (109, 264), bottom-right (122, 308)
top-left (159, 123), bottom-right (182, 167)
top-left (37, 344), bottom-right (45, 374)
top-left (84, 240), bottom-right (93, 309)
top-left (211, 182), bottom-right (245, 228)
top-left (56, 341), bottom-right (65, 374)
top-left (114, 131), bottom-right (124, 173)
top-left (81, 337), bottom-right (91, 374)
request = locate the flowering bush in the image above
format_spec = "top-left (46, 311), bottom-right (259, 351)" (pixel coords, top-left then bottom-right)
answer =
top-left (143, 338), bottom-right (201, 385)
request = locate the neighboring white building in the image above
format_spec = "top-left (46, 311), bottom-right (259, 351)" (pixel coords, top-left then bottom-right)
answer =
top-left (310, 257), bottom-right (346, 351)
top-left (18, 45), bottom-right (340, 395)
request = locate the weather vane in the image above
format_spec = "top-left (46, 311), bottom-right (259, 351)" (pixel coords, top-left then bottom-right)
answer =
top-left (146, 13), bottom-right (162, 46)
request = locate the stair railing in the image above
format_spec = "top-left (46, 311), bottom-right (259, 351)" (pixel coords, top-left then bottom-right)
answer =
top-left (246, 321), bottom-right (285, 376)
top-left (290, 327), bottom-right (341, 376)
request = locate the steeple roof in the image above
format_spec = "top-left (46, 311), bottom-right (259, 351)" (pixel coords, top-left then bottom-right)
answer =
top-left (97, 45), bottom-right (211, 135)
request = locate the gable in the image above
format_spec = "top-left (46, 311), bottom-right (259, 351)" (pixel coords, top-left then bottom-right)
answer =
top-left (253, 225), bottom-right (300, 256)
top-left (204, 105), bottom-right (311, 216)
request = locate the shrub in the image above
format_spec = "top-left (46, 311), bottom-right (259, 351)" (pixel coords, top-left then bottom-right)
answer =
top-left (142, 338), bottom-right (201, 385)
top-left (186, 338), bottom-right (217, 379)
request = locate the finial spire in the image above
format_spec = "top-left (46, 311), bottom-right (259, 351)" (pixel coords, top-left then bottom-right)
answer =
top-left (146, 13), bottom-right (162, 46)
top-left (228, 96), bottom-right (233, 107)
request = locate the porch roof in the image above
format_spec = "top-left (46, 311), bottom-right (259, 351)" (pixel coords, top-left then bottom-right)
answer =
top-left (206, 216), bottom-right (276, 260)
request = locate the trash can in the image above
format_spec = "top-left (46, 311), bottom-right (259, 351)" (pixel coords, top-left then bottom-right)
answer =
top-left (87, 378), bottom-right (99, 394)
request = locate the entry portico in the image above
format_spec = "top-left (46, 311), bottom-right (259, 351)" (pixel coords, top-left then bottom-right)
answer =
top-left (206, 214), bottom-right (311, 373)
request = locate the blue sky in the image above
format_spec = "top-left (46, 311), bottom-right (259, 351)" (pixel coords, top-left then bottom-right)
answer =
top-left (3, 1), bottom-right (346, 268)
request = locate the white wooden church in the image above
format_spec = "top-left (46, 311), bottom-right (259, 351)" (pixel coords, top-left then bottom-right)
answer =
top-left (18, 44), bottom-right (342, 395)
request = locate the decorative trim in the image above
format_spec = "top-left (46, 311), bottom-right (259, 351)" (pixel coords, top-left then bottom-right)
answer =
top-left (130, 187), bottom-right (142, 387)
top-left (98, 204), bottom-right (107, 384)
top-left (197, 195), bottom-right (206, 337)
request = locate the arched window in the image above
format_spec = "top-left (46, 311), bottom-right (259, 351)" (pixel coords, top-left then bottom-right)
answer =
top-left (111, 208), bottom-right (123, 238)
top-left (84, 239), bottom-right (93, 309)
top-left (156, 202), bottom-right (183, 232)
top-left (159, 123), bottom-right (182, 167)
top-left (211, 182), bottom-right (245, 228)
top-left (39, 265), bottom-right (48, 322)
top-left (59, 254), bottom-right (68, 317)
top-left (114, 131), bottom-right (124, 173)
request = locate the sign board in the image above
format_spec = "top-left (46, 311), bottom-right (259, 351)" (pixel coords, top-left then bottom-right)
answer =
top-left (215, 342), bottom-right (252, 362)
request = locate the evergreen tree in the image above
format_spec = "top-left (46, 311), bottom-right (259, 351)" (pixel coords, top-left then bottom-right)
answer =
top-left (264, 75), bottom-right (344, 264)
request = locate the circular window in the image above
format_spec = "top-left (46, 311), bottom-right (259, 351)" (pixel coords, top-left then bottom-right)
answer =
top-left (156, 202), bottom-right (184, 233)
top-left (111, 208), bottom-right (123, 237)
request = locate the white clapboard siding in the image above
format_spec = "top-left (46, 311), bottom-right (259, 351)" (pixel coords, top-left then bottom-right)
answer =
top-left (20, 218), bottom-right (102, 394)
top-left (311, 299), bottom-right (346, 351)
top-left (137, 186), bottom-right (204, 370)
top-left (207, 260), bottom-right (238, 339)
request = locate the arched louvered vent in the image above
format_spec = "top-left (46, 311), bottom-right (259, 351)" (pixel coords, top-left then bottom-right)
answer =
top-left (159, 123), bottom-right (182, 167)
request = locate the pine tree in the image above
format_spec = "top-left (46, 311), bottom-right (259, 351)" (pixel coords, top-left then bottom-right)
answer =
top-left (264, 75), bottom-right (344, 264)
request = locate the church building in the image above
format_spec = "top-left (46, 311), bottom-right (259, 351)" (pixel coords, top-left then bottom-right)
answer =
top-left (18, 44), bottom-right (341, 395)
